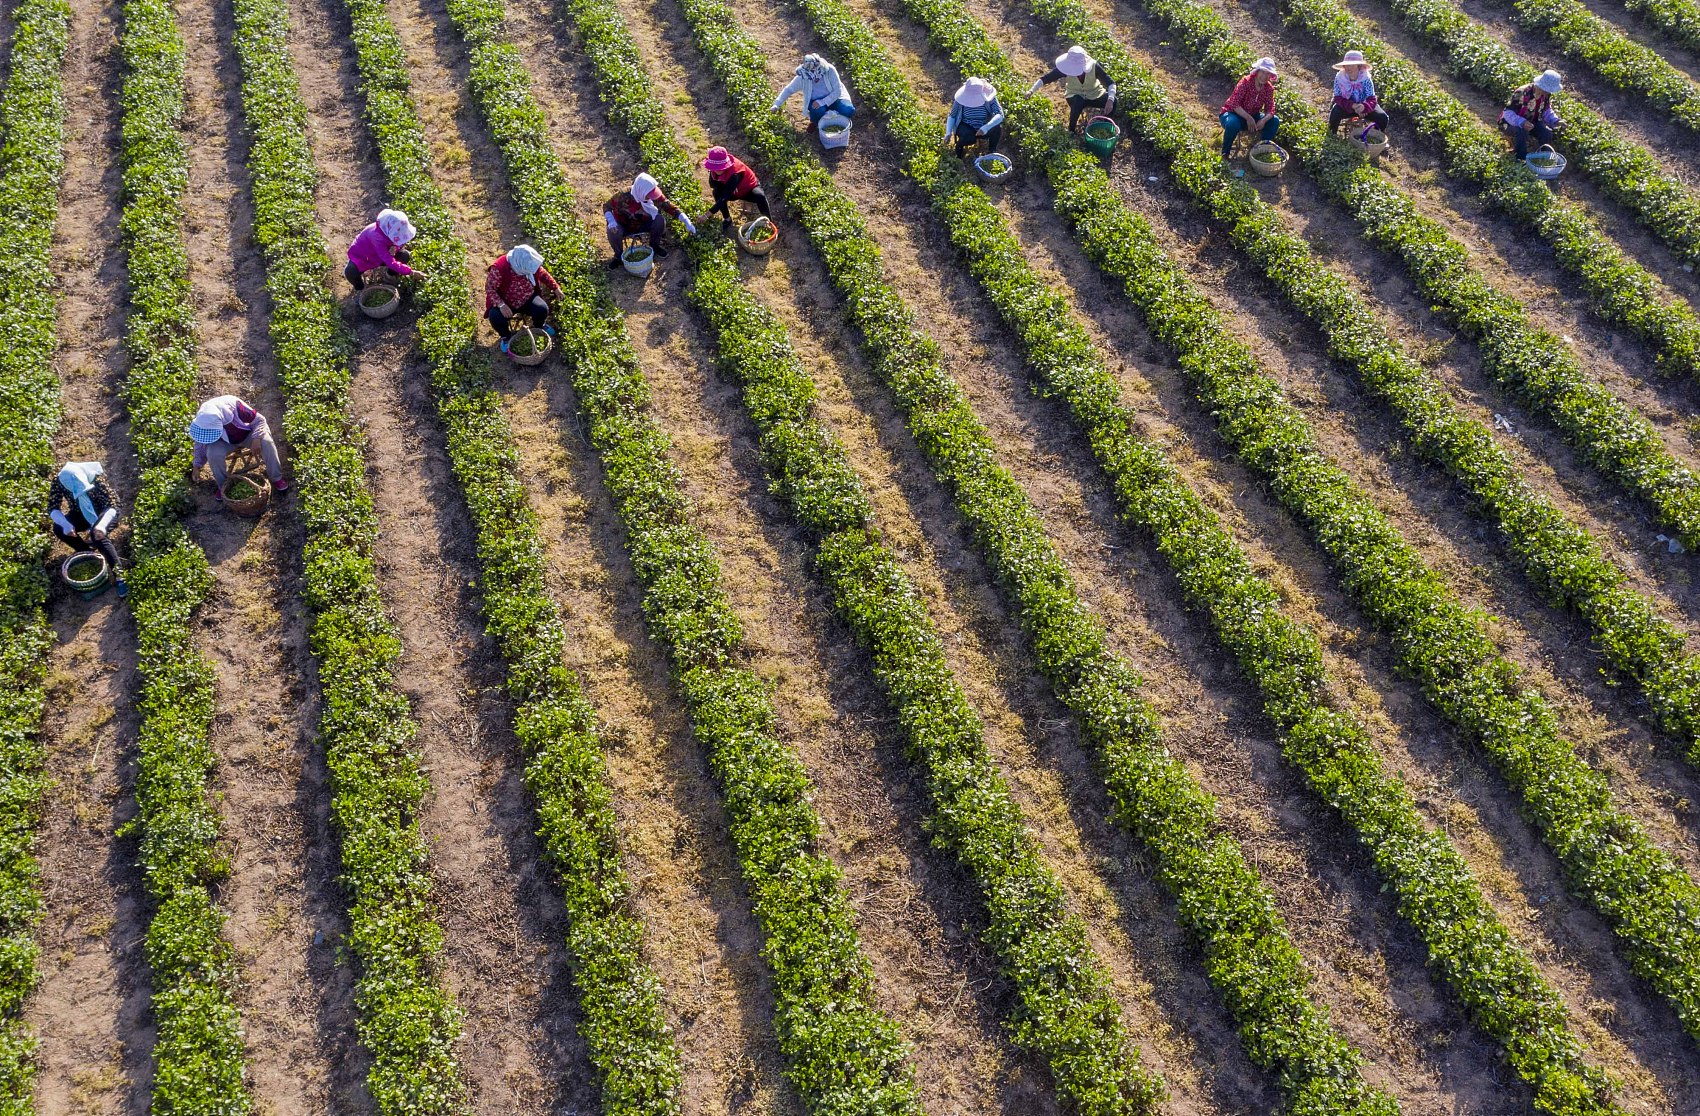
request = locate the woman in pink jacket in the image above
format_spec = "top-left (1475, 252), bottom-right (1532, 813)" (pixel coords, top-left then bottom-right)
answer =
top-left (344, 208), bottom-right (418, 290)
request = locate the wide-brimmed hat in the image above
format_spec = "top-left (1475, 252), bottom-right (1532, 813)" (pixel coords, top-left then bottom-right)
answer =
top-left (1331, 50), bottom-right (1370, 71)
top-left (703, 146), bottom-right (733, 171)
top-left (1055, 45), bottom-right (1092, 77)
top-left (1535, 69), bottom-right (1562, 94)
top-left (955, 77), bottom-right (996, 107)
top-left (1251, 56), bottom-right (1278, 76)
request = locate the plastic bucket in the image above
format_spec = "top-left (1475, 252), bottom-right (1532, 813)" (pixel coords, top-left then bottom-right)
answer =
top-left (1525, 144), bottom-right (1566, 180)
top-left (621, 243), bottom-right (656, 276)
top-left (817, 111), bottom-right (852, 150)
top-left (1082, 116), bottom-right (1119, 157)
top-left (973, 152), bottom-right (1014, 183)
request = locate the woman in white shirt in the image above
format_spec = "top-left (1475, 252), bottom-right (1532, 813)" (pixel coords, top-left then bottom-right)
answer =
top-left (771, 53), bottom-right (855, 128)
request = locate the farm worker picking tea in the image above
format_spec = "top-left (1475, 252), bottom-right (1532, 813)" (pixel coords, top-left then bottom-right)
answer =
top-left (1328, 51), bottom-right (1391, 139)
top-left (946, 78), bottom-right (1006, 158)
top-left (1220, 57), bottom-right (1282, 159)
top-left (1502, 70), bottom-right (1565, 158)
top-left (702, 147), bottom-right (772, 233)
top-left (343, 208), bottom-right (418, 290)
top-left (771, 53), bottom-right (855, 129)
top-left (188, 395), bottom-right (288, 498)
top-left (46, 461), bottom-right (127, 597)
top-left (603, 173), bottom-right (695, 267)
top-left (485, 244), bottom-right (563, 350)
top-left (1028, 46), bottom-right (1116, 132)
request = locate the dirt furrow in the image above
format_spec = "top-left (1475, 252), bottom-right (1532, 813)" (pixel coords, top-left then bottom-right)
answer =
top-left (26, 0), bottom-right (153, 1107)
top-left (1571, 0), bottom-right (1700, 75)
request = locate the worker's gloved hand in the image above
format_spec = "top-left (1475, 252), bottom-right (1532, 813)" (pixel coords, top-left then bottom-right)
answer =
top-left (604, 212), bottom-right (619, 231)
top-left (1027, 79), bottom-right (1042, 95)
top-left (91, 527), bottom-right (107, 542)
top-left (977, 125), bottom-right (991, 136)
top-left (680, 214), bottom-right (697, 236)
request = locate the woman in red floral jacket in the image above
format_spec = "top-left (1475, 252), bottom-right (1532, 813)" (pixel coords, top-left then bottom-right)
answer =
top-left (485, 244), bottom-right (562, 349)
top-left (1219, 57), bottom-right (1281, 159)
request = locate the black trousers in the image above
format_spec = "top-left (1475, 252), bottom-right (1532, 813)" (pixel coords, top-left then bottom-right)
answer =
top-left (1328, 104), bottom-right (1391, 136)
top-left (709, 182), bottom-right (771, 224)
top-left (344, 246), bottom-right (412, 289)
top-left (53, 521), bottom-right (120, 571)
top-left (1066, 92), bottom-right (1108, 130)
top-left (953, 122), bottom-right (1002, 157)
top-left (487, 295), bottom-right (550, 339)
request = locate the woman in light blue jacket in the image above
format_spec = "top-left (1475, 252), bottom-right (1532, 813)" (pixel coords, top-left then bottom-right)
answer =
top-left (771, 53), bottom-right (854, 127)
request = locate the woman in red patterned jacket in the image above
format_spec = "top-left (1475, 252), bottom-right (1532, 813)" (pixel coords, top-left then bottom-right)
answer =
top-left (1219, 56), bottom-right (1281, 160)
top-left (485, 244), bottom-right (562, 350)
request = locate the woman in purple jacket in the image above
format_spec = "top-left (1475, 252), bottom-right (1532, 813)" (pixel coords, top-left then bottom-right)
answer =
top-left (188, 395), bottom-right (289, 497)
top-left (344, 208), bottom-right (418, 290)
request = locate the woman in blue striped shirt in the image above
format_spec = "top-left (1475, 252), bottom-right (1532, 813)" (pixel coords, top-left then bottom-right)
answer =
top-left (945, 78), bottom-right (1006, 158)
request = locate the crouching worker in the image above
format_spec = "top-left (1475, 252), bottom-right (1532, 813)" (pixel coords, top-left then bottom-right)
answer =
top-left (344, 208), bottom-right (418, 290)
top-left (48, 461), bottom-right (126, 597)
top-left (188, 395), bottom-right (288, 498)
top-left (485, 244), bottom-right (562, 350)
top-left (1329, 51), bottom-right (1390, 138)
top-left (1221, 57), bottom-right (1281, 159)
top-left (1029, 46), bottom-right (1116, 132)
top-left (771, 53), bottom-right (855, 128)
top-left (946, 78), bottom-right (1006, 158)
top-left (1502, 69), bottom-right (1564, 158)
top-left (603, 173), bottom-right (695, 266)
top-left (703, 147), bottom-right (771, 233)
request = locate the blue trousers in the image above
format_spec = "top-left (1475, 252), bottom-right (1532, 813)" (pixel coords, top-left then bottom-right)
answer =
top-left (808, 98), bottom-right (855, 123)
top-left (1220, 111), bottom-right (1280, 158)
top-left (1506, 119), bottom-right (1555, 158)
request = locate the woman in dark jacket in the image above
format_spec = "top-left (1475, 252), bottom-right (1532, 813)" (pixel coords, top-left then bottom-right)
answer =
top-left (47, 461), bottom-right (127, 595)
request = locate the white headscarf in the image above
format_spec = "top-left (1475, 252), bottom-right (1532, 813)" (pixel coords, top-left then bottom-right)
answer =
top-left (1056, 46), bottom-right (1092, 77)
top-left (954, 77), bottom-right (996, 107)
top-left (506, 244), bottom-right (543, 277)
top-left (631, 172), bottom-right (661, 218)
top-left (58, 462), bottom-right (105, 524)
top-left (376, 208), bottom-right (416, 245)
top-left (798, 53), bottom-right (825, 80)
